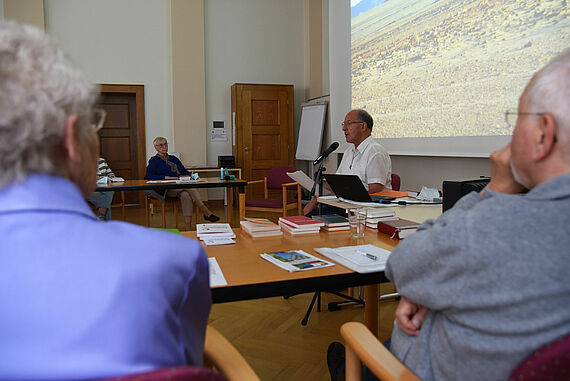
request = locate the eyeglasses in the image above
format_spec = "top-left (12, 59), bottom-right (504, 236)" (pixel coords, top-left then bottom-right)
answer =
top-left (155, 142), bottom-right (168, 147)
top-left (504, 109), bottom-right (546, 128)
top-left (92, 108), bottom-right (107, 132)
top-left (341, 120), bottom-right (364, 127)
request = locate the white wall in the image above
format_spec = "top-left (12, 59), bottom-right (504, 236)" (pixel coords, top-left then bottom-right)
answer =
top-left (204, 0), bottom-right (305, 167)
top-left (44, 0), bottom-right (173, 161)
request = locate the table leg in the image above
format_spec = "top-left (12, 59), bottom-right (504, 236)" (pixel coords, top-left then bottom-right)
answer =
top-left (239, 191), bottom-right (245, 221)
top-left (364, 284), bottom-right (378, 337)
top-left (226, 187), bottom-right (233, 226)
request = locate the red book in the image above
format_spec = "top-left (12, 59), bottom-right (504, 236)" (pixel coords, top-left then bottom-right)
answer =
top-left (278, 216), bottom-right (324, 230)
top-left (377, 218), bottom-right (420, 239)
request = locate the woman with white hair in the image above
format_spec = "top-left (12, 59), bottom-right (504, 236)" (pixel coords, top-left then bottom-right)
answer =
top-left (147, 136), bottom-right (220, 230)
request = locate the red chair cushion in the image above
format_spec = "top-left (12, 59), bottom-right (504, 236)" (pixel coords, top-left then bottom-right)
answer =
top-left (391, 173), bottom-right (401, 191)
top-left (266, 166), bottom-right (298, 189)
top-left (107, 366), bottom-right (227, 381)
top-left (508, 332), bottom-right (570, 381)
top-left (246, 197), bottom-right (298, 208)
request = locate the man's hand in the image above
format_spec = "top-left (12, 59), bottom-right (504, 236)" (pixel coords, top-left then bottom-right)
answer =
top-left (395, 296), bottom-right (429, 336)
top-left (484, 143), bottom-right (525, 195)
top-left (303, 197), bottom-right (318, 215)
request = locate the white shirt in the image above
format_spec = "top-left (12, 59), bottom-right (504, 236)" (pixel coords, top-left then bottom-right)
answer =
top-left (336, 136), bottom-right (392, 190)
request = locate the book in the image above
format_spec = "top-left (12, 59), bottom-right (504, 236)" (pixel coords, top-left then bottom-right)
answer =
top-left (279, 215), bottom-right (324, 229)
top-left (377, 218), bottom-right (420, 239)
top-left (242, 228), bottom-right (284, 238)
top-left (196, 223), bottom-right (236, 241)
top-left (240, 218), bottom-right (280, 232)
top-left (279, 221), bottom-right (321, 235)
top-left (260, 250), bottom-right (335, 272)
top-left (322, 225), bottom-right (350, 232)
top-left (371, 189), bottom-right (408, 198)
top-left (364, 208), bottom-right (396, 218)
top-left (311, 214), bottom-right (350, 227)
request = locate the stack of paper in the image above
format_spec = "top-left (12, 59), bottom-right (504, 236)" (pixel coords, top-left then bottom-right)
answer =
top-left (278, 216), bottom-right (324, 235)
top-left (315, 244), bottom-right (391, 273)
top-left (240, 218), bottom-right (283, 238)
top-left (196, 223), bottom-right (236, 245)
top-left (364, 208), bottom-right (397, 229)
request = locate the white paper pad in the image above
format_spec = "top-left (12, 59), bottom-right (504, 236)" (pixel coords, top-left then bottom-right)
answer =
top-left (315, 244), bottom-right (391, 273)
top-left (208, 257), bottom-right (227, 287)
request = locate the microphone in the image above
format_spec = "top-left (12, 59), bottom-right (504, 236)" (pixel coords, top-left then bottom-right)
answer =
top-left (313, 142), bottom-right (339, 165)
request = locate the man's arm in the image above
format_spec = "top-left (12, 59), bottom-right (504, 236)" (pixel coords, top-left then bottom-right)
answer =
top-left (367, 182), bottom-right (384, 194)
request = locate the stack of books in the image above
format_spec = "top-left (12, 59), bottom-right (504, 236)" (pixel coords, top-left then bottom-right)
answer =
top-left (278, 215), bottom-right (324, 235)
top-left (377, 218), bottom-right (420, 239)
top-left (311, 214), bottom-right (350, 231)
top-left (364, 208), bottom-right (397, 229)
top-left (240, 218), bottom-right (283, 238)
top-left (196, 223), bottom-right (236, 245)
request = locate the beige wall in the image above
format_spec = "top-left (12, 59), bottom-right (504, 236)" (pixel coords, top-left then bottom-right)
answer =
top-left (2, 0), bottom-right (44, 29)
top-left (170, 0), bottom-right (206, 166)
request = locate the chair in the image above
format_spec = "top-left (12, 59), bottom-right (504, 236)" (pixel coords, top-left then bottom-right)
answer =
top-left (108, 325), bottom-right (260, 381)
top-left (340, 321), bottom-right (570, 381)
top-left (244, 166), bottom-right (302, 217)
top-left (391, 174), bottom-right (401, 191)
top-left (145, 194), bottom-right (199, 229)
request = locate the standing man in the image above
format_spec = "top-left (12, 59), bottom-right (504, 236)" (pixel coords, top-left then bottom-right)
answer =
top-left (0, 21), bottom-right (211, 379)
top-left (385, 50), bottom-right (570, 381)
top-left (304, 109), bottom-right (392, 215)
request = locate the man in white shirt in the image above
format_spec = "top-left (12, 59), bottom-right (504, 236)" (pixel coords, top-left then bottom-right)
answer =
top-left (304, 109), bottom-right (392, 215)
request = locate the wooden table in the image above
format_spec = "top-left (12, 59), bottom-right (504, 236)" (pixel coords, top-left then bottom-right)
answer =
top-left (182, 204), bottom-right (442, 336)
top-left (185, 228), bottom-right (398, 336)
top-left (96, 178), bottom-right (248, 226)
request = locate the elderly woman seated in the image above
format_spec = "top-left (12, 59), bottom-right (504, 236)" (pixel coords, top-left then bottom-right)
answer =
top-left (146, 137), bottom-right (219, 230)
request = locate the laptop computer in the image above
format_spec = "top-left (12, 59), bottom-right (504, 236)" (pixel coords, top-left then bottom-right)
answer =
top-left (324, 174), bottom-right (393, 202)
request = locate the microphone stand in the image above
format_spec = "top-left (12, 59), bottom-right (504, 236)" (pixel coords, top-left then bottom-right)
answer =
top-left (310, 161), bottom-right (326, 215)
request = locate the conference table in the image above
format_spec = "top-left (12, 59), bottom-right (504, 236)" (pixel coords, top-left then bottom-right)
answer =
top-left (96, 178), bottom-right (248, 226)
top-left (183, 203), bottom-right (442, 336)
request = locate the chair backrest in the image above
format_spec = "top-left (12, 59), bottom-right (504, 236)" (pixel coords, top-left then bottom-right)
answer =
top-left (266, 166), bottom-right (298, 189)
top-left (508, 332), bottom-right (570, 381)
top-left (107, 366), bottom-right (227, 381)
top-left (391, 173), bottom-right (401, 191)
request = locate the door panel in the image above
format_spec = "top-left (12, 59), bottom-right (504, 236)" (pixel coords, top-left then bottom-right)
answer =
top-left (232, 84), bottom-right (294, 200)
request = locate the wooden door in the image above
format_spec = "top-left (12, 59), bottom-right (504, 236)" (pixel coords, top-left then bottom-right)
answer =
top-left (231, 84), bottom-right (294, 200)
top-left (98, 84), bottom-right (146, 204)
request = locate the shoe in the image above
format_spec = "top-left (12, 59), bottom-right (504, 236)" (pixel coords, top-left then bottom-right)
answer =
top-left (97, 213), bottom-right (106, 221)
top-left (204, 214), bottom-right (220, 222)
top-left (326, 341), bottom-right (346, 381)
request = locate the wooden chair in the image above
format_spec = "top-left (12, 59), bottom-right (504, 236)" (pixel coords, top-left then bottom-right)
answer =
top-left (340, 321), bottom-right (570, 381)
top-left (145, 195), bottom-right (199, 229)
top-left (391, 174), bottom-right (401, 191)
top-left (245, 166), bottom-right (302, 217)
top-left (107, 325), bottom-right (260, 381)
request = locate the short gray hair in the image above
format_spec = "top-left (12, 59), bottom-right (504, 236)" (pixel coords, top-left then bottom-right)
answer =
top-left (526, 49), bottom-right (570, 146)
top-left (0, 21), bottom-right (98, 189)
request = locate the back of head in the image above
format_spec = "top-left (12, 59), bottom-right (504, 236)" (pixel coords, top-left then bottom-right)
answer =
top-left (355, 109), bottom-right (374, 131)
top-left (0, 21), bottom-right (98, 189)
top-left (526, 49), bottom-right (570, 159)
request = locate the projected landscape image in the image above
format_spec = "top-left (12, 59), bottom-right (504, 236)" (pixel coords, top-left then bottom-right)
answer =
top-left (351, 0), bottom-right (569, 138)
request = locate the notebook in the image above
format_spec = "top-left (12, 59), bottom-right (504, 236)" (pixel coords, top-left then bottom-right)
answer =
top-left (324, 174), bottom-right (389, 202)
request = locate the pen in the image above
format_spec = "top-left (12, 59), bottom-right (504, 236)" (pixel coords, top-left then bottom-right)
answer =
top-left (366, 253), bottom-right (377, 261)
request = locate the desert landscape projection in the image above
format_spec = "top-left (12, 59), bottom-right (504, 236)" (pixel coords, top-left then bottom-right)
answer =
top-left (351, 0), bottom-right (569, 139)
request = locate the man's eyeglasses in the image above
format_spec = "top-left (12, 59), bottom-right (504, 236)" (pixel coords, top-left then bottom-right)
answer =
top-left (155, 143), bottom-right (168, 147)
top-left (341, 120), bottom-right (364, 127)
top-left (504, 109), bottom-right (546, 128)
top-left (92, 108), bottom-right (107, 132)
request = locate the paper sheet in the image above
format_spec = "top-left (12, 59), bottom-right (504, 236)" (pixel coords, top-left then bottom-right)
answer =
top-left (315, 244), bottom-right (391, 273)
top-left (286, 170), bottom-right (332, 195)
top-left (208, 257), bottom-right (228, 287)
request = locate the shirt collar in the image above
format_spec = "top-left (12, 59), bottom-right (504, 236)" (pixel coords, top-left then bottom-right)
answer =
top-left (0, 174), bottom-right (97, 219)
top-left (353, 135), bottom-right (373, 155)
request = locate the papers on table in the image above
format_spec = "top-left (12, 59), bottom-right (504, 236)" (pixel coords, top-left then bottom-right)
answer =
top-left (147, 180), bottom-right (178, 184)
top-left (315, 244), bottom-right (391, 273)
top-left (197, 223), bottom-right (236, 245)
top-left (208, 257), bottom-right (227, 287)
